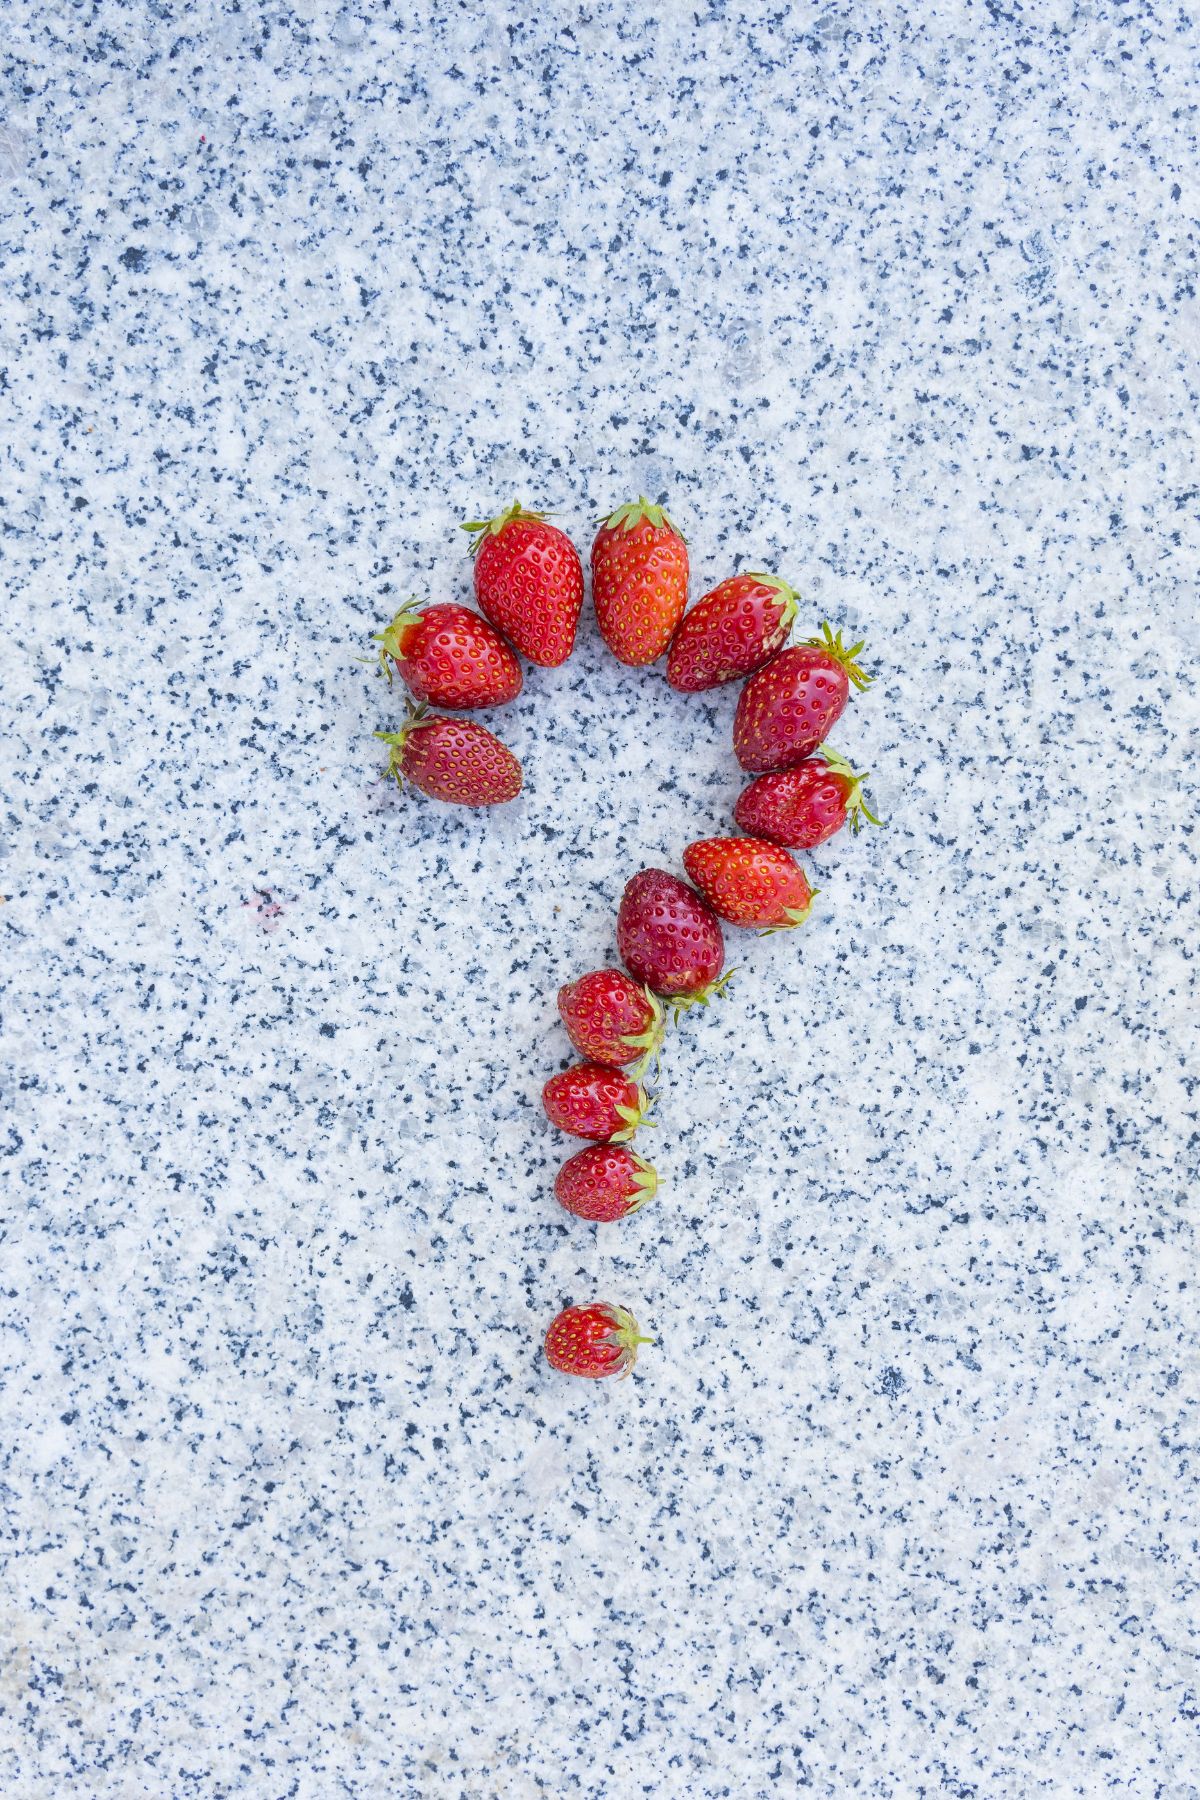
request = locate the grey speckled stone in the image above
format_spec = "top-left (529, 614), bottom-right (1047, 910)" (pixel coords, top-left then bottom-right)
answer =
top-left (1, 3), bottom-right (1196, 1797)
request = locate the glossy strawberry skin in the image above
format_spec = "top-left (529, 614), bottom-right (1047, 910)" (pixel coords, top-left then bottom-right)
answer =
top-left (377, 602), bottom-right (521, 709)
top-left (542, 1063), bottom-right (647, 1142)
top-left (591, 500), bottom-right (689, 667)
top-left (616, 868), bottom-right (725, 998)
top-left (734, 752), bottom-right (865, 847)
top-left (554, 1145), bottom-right (658, 1222)
top-left (682, 836), bottom-right (816, 931)
top-left (467, 504), bottom-right (584, 667)
top-left (665, 573), bottom-right (798, 692)
top-left (543, 1303), bottom-right (650, 1378)
top-left (375, 712), bottom-right (522, 805)
top-left (557, 969), bottom-right (663, 1069)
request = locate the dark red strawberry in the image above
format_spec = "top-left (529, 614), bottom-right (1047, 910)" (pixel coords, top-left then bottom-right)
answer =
top-left (542, 1063), bottom-right (652, 1142)
top-left (557, 969), bottom-right (665, 1072)
top-left (462, 502), bottom-right (583, 667)
top-left (554, 1145), bottom-right (658, 1222)
top-left (733, 624), bottom-right (872, 772)
top-left (682, 836), bottom-right (818, 932)
top-left (734, 746), bottom-right (880, 847)
top-left (616, 868), bottom-right (729, 1007)
top-left (665, 572), bottom-right (799, 692)
top-left (544, 1303), bottom-right (653, 1377)
top-left (591, 497), bottom-right (689, 667)
top-left (373, 601), bottom-right (521, 709)
top-left (374, 704), bottom-right (522, 805)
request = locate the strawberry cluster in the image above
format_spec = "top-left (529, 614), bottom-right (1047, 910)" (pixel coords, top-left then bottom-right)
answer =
top-left (370, 498), bottom-right (879, 1381)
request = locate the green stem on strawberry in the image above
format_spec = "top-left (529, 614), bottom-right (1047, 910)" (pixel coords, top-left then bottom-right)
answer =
top-left (626, 1153), bottom-right (659, 1212)
top-left (815, 744), bottom-right (882, 831)
top-left (744, 572), bottom-right (800, 636)
top-left (760, 888), bottom-right (821, 937)
top-left (598, 495), bottom-right (682, 537)
top-left (622, 986), bottom-right (667, 1082)
top-left (609, 1305), bottom-right (655, 1375)
top-left (460, 500), bottom-right (549, 555)
top-left (667, 967), bottom-right (737, 1022)
top-left (612, 1085), bottom-right (655, 1142)
top-left (371, 599), bottom-right (424, 681)
top-left (805, 621), bottom-right (872, 691)
top-left (373, 700), bottom-right (429, 785)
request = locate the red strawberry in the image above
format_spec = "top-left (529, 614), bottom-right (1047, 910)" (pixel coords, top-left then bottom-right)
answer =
top-left (543, 1303), bottom-right (653, 1378)
top-left (734, 746), bottom-right (880, 847)
top-left (557, 969), bottom-right (665, 1072)
top-left (554, 1145), bottom-right (658, 1222)
top-left (373, 601), bottom-right (521, 709)
top-left (591, 497), bottom-right (689, 667)
top-left (616, 868), bottom-right (729, 1007)
top-left (733, 624), bottom-right (872, 772)
top-left (683, 836), bottom-right (818, 933)
top-left (462, 502), bottom-right (583, 667)
top-left (542, 1063), bottom-right (652, 1142)
top-left (665, 572), bottom-right (800, 692)
top-left (374, 704), bottom-right (521, 805)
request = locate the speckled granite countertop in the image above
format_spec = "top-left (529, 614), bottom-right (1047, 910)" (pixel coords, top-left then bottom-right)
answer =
top-left (2, 4), bottom-right (1196, 1797)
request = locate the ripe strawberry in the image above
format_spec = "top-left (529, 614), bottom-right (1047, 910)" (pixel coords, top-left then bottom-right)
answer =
top-left (374, 704), bottom-right (522, 805)
top-left (373, 601), bottom-right (521, 709)
top-left (542, 1063), bottom-right (652, 1142)
top-left (462, 502), bottom-right (583, 667)
top-left (734, 746), bottom-right (880, 847)
top-left (616, 868), bottom-right (729, 1007)
top-left (554, 1145), bottom-right (658, 1222)
top-left (557, 969), bottom-right (665, 1073)
top-left (733, 624), bottom-right (872, 772)
top-left (544, 1303), bottom-right (653, 1378)
top-left (682, 836), bottom-right (818, 933)
top-left (665, 572), bottom-right (799, 692)
top-left (591, 497), bottom-right (689, 667)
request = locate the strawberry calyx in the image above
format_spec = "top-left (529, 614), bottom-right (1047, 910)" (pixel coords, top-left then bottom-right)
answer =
top-left (612, 1084), bottom-right (654, 1142)
top-left (814, 744), bottom-right (882, 832)
top-left (668, 966), bottom-right (736, 1022)
top-left (621, 986), bottom-right (667, 1080)
top-left (760, 887), bottom-right (821, 937)
top-left (599, 495), bottom-right (682, 538)
top-left (805, 621), bottom-right (873, 692)
top-left (460, 500), bottom-right (549, 556)
top-left (373, 700), bottom-right (430, 785)
top-left (625, 1152), bottom-right (659, 1213)
top-left (744, 571), bottom-right (801, 634)
top-left (604, 1303), bottom-right (655, 1375)
top-left (371, 599), bottom-right (426, 682)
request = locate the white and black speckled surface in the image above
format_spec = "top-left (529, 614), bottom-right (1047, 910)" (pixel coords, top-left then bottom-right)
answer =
top-left (2, 4), bottom-right (1197, 1797)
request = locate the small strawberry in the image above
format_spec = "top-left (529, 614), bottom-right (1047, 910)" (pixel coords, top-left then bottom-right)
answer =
top-left (591, 497), bottom-right (689, 667)
top-left (462, 502), bottom-right (584, 667)
top-left (374, 704), bottom-right (522, 805)
top-left (373, 601), bottom-right (522, 709)
top-left (557, 969), bottom-right (665, 1073)
top-left (734, 746), bottom-right (880, 847)
top-left (616, 868), bottom-right (730, 1007)
top-left (682, 836), bottom-right (818, 933)
top-left (542, 1063), bottom-right (652, 1142)
top-left (554, 1145), bottom-right (658, 1222)
top-left (665, 572), bottom-right (800, 692)
top-left (543, 1303), bottom-right (653, 1378)
top-left (733, 624), bottom-right (872, 772)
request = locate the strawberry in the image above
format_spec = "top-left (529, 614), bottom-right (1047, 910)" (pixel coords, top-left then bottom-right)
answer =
top-left (665, 572), bottom-right (800, 692)
top-left (616, 868), bottom-right (729, 1006)
top-left (374, 704), bottom-right (522, 805)
top-left (462, 502), bottom-right (583, 667)
top-left (734, 746), bottom-right (880, 847)
top-left (542, 1063), bottom-right (652, 1142)
top-left (373, 601), bottom-right (521, 709)
top-left (543, 1303), bottom-right (653, 1378)
top-left (591, 497), bottom-right (689, 667)
top-left (554, 1145), bottom-right (658, 1222)
top-left (682, 836), bottom-right (818, 933)
top-left (733, 624), bottom-right (872, 772)
top-left (557, 969), bottom-right (665, 1073)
